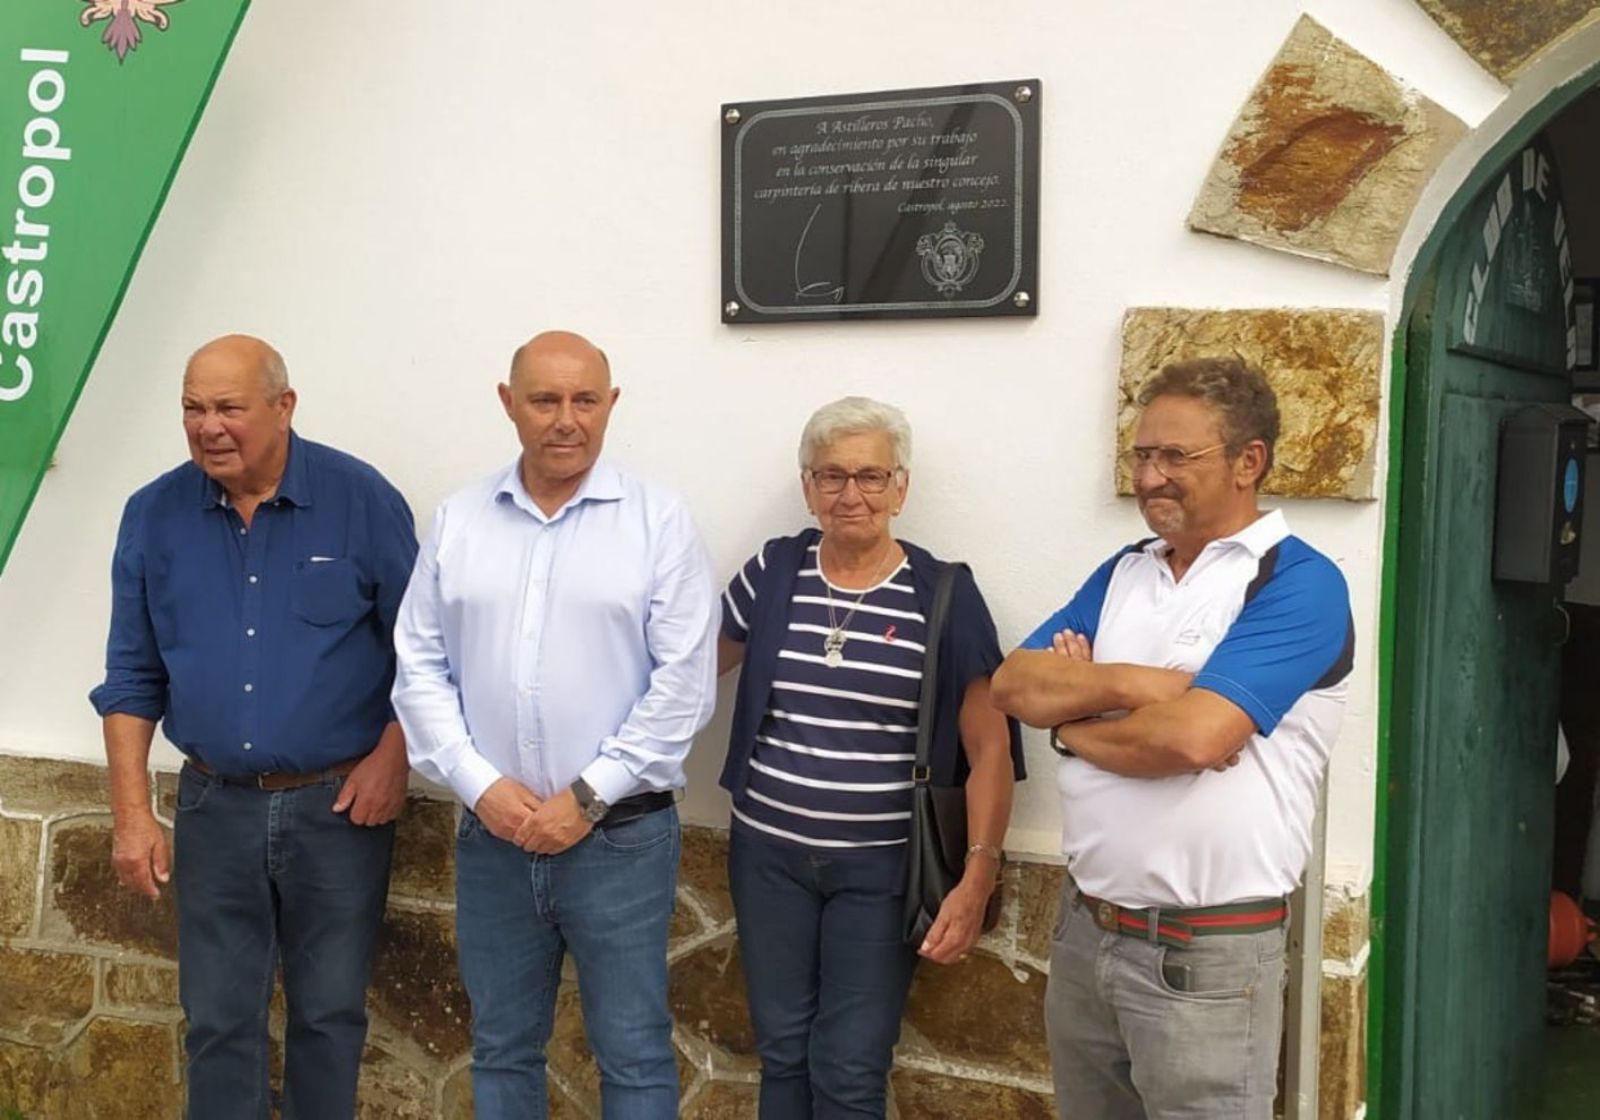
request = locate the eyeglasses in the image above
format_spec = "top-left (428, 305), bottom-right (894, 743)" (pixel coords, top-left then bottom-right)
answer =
top-left (806, 467), bottom-right (901, 494)
top-left (1122, 442), bottom-right (1229, 479)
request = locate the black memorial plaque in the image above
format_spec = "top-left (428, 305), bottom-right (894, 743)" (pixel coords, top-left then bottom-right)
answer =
top-left (721, 80), bottom-right (1040, 323)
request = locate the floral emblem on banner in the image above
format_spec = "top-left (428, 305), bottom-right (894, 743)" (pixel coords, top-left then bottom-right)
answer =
top-left (80, 0), bottom-right (181, 63)
top-left (915, 222), bottom-right (985, 297)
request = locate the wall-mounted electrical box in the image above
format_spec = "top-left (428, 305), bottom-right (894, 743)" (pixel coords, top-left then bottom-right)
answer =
top-left (1494, 403), bottom-right (1589, 584)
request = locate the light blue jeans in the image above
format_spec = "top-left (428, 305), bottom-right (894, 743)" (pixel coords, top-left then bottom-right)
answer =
top-left (1044, 883), bottom-right (1287, 1119)
top-left (454, 805), bottom-right (681, 1120)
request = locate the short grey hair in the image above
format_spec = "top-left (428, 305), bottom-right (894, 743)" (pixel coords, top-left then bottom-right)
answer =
top-left (797, 396), bottom-right (913, 470)
top-left (259, 347), bottom-right (290, 399)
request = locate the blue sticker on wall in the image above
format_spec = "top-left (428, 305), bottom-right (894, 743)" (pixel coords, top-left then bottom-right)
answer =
top-left (1564, 458), bottom-right (1580, 513)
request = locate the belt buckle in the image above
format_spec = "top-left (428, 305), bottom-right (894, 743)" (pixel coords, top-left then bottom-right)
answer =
top-left (1096, 901), bottom-right (1117, 932)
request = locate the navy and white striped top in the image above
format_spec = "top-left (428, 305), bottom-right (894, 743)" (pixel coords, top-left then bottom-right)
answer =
top-left (722, 543), bottom-right (927, 849)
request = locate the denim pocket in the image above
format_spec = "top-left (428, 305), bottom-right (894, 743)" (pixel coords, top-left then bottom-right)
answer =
top-left (457, 808), bottom-right (483, 841)
top-left (1156, 941), bottom-right (1257, 1001)
top-left (593, 808), bottom-right (675, 853)
top-left (175, 765), bottom-right (216, 812)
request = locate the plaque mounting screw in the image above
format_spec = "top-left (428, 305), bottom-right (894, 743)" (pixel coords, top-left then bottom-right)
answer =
top-left (724, 107), bottom-right (741, 125)
top-left (724, 300), bottom-right (741, 317)
top-left (1014, 85), bottom-right (1033, 104)
top-left (1013, 291), bottom-right (1032, 309)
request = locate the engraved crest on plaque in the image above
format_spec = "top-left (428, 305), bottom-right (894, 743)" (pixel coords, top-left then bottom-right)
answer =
top-left (916, 222), bottom-right (985, 297)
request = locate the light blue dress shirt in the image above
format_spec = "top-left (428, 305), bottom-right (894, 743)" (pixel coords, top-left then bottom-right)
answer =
top-left (392, 459), bottom-right (719, 810)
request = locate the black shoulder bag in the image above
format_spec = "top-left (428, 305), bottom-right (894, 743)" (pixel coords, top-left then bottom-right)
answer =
top-left (902, 562), bottom-right (1002, 946)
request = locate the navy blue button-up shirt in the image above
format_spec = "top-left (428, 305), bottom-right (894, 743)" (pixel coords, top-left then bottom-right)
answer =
top-left (89, 433), bottom-right (418, 774)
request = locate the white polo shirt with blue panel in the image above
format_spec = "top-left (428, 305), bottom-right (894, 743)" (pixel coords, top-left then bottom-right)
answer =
top-left (1021, 510), bottom-right (1353, 909)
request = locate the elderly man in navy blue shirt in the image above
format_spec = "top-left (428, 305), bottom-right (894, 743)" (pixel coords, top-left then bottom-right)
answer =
top-left (89, 334), bottom-right (418, 1120)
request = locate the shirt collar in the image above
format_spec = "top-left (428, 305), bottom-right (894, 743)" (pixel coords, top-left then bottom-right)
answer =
top-left (197, 430), bottom-right (311, 510)
top-left (494, 458), bottom-right (625, 520)
top-left (1144, 507), bottom-right (1288, 559)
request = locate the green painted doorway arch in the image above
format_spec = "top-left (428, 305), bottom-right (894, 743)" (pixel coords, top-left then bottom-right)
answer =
top-left (1374, 64), bottom-right (1600, 1120)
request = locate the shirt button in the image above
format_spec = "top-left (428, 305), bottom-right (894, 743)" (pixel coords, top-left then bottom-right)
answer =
top-left (244, 683), bottom-right (254, 693)
top-left (246, 628), bottom-right (256, 637)
top-left (238, 527), bottom-right (246, 536)
top-left (248, 575), bottom-right (258, 584)
top-left (243, 741), bottom-right (253, 751)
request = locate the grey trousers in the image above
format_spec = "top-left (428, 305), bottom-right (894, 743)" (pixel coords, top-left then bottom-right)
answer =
top-left (1044, 883), bottom-right (1287, 1120)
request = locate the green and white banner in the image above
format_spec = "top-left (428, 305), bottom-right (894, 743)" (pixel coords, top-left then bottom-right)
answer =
top-left (0, 0), bottom-right (250, 575)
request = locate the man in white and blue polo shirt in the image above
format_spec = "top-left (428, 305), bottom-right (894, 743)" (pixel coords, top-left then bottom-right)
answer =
top-left (993, 356), bottom-right (1353, 1120)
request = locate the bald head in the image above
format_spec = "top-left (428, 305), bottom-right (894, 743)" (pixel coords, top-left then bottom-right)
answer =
top-left (186, 334), bottom-right (290, 399)
top-left (499, 330), bottom-right (619, 509)
top-left (180, 334), bottom-right (296, 498)
top-left (508, 330), bottom-right (610, 393)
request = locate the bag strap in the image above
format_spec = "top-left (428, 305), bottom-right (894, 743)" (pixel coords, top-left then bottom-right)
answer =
top-left (913, 563), bottom-right (961, 783)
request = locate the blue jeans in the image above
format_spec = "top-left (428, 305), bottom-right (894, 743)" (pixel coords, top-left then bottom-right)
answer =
top-left (1044, 883), bottom-right (1288, 1120)
top-left (172, 763), bottom-right (395, 1120)
top-left (728, 828), bottom-right (919, 1120)
top-left (455, 804), bottom-right (681, 1120)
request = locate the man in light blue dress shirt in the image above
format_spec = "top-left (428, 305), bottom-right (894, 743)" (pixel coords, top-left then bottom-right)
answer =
top-left (392, 330), bottom-right (719, 1119)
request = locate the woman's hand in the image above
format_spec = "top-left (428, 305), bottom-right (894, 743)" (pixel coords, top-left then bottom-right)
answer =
top-left (918, 867), bottom-right (997, 965)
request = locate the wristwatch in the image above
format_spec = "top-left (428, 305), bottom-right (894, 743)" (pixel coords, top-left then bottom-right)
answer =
top-left (1049, 723), bottom-right (1078, 758)
top-left (570, 777), bottom-right (609, 824)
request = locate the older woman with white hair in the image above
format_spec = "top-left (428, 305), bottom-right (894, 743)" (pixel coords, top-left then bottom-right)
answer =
top-left (717, 396), bottom-right (1024, 1119)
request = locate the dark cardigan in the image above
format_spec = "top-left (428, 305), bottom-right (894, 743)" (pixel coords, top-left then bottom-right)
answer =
top-left (719, 528), bottom-right (1025, 798)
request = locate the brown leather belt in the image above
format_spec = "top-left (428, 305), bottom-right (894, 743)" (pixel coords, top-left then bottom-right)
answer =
top-left (188, 756), bottom-right (362, 791)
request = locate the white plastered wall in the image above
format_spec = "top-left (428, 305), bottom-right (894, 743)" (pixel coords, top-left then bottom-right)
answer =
top-left (0, 1), bottom-right (1536, 881)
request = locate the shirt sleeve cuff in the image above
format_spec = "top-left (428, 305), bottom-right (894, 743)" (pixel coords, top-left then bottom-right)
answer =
top-left (87, 684), bottom-right (164, 722)
top-left (451, 751), bottom-right (505, 812)
top-left (580, 755), bottom-right (638, 807)
top-left (1190, 675), bottom-right (1276, 737)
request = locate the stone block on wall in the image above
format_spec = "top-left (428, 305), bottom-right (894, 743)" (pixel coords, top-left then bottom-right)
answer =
top-left (668, 935), bottom-right (758, 1073)
top-left (1415, 1), bottom-right (1600, 83)
top-left (901, 953), bottom-right (1050, 1077)
top-left (0, 947), bottom-right (94, 1047)
top-left (682, 1079), bottom-right (760, 1119)
top-left (1189, 15), bottom-right (1466, 275)
top-left (40, 816), bottom-right (177, 959)
top-left (42, 1017), bottom-right (184, 1120)
top-left (388, 795), bottom-right (456, 905)
top-left (891, 1069), bottom-right (1056, 1119)
top-left (101, 961), bottom-right (181, 1017)
top-left (0, 815), bottom-right (42, 938)
top-left (356, 1042), bottom-right (437, 1120)
top-left (1118, 307), bottom-right (1384, 500)
top-left (1008, 860), bottom-right (1068, 965)
top-left (1319, 971), bottom-right (1368, 1120)
top-left (0, 757), bottom-right (116, 816)
top-left (678, 825), bottom-right (734, 926)
top-left (368, 907), bottom-right (472, 1066)
top-left (0, 1037), bottom-right (54, 1117)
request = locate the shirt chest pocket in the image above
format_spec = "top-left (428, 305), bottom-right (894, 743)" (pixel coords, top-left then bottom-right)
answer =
top-left (292, 559), bottom-right (373, 627)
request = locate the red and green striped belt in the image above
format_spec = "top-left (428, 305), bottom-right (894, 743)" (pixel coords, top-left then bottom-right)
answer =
top-left (1078, 891), bottom-right (1289, 950)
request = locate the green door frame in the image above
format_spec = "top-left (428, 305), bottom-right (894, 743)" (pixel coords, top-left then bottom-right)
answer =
top-left (1371, 64), bottom-right (1600, 1118)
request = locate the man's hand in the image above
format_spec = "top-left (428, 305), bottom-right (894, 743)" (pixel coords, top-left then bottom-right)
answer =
top-left (919, 867), bottom-right (996, 965)
top-left (111, 809), bottom-right (170, 901)
top-left (474, 777), bottom-right (544, 842)
top-left (333, 723), bottom-right (409, 825)
top-left (1050, 629), bottom-right (1093, 661)
top-left (512, 788), bottom-right (594, 855)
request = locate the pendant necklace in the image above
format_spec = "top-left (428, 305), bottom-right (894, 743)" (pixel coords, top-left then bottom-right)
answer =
top-left (821, 539), bottom-right (896, 668)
